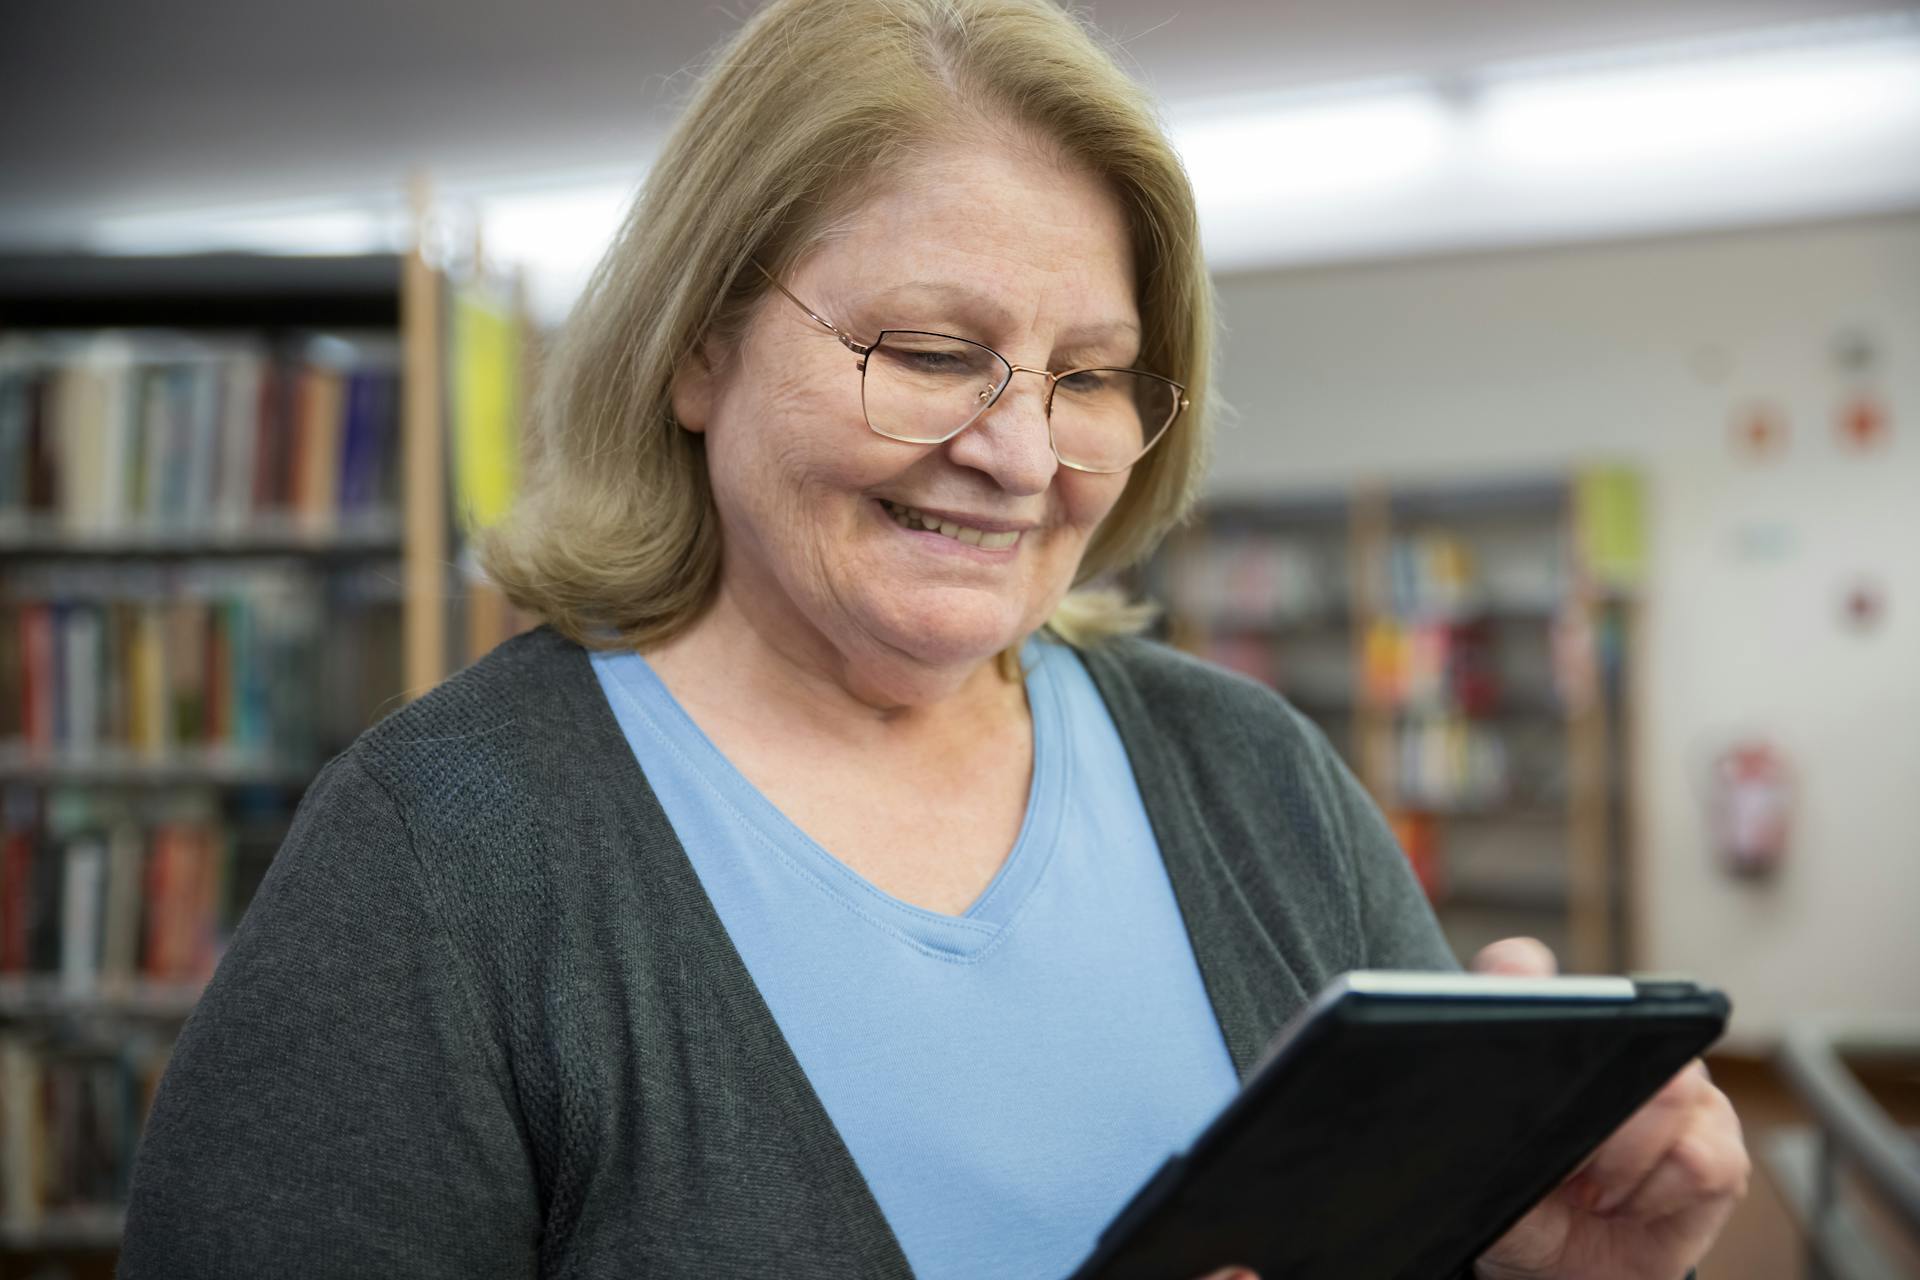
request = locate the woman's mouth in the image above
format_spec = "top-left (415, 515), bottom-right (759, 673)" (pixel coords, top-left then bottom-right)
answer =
top-left (880, 500), bottom-right (1022, 551)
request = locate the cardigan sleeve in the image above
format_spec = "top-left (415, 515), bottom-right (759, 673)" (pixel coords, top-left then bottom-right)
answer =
top-left (1317, 729), bottom-right (1461, 973)
top-left (119, 752), bottom-right (541, 1279)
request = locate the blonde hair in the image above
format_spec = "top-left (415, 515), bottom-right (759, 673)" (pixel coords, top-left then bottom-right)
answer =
top-left (478, 0), bottom-right (1214, 656)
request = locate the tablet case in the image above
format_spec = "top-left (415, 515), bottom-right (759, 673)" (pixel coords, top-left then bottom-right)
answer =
top-left (1069, 976), bottom-right (1729, 1280)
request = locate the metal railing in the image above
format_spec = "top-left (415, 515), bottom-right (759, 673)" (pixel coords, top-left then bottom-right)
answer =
top-left (1769, 1020), bottom-right (1920, 1280)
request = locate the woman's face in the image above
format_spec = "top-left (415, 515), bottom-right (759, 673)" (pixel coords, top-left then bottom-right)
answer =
top-left (675, 131), bottom-right (1142, 695)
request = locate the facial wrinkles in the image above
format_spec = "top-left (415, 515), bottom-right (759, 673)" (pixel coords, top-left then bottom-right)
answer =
top-left (681, 132), bottom-right (1139, 711)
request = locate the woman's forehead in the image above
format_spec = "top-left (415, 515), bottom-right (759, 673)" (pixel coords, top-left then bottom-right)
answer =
top-left (857, 143), bottom-right (1124, 248)
top-left (797, 147), bottom-right (1140, 331)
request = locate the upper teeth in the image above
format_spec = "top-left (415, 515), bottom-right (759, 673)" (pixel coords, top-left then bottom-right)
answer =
top-left (882, 501), bottom-right (1021, 550)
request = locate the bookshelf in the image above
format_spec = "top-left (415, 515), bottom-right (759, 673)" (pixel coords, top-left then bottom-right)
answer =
top-left (1143, 471), bottom-right (1642, 975)
top-left (0, 247), bottom-right (530, 1268)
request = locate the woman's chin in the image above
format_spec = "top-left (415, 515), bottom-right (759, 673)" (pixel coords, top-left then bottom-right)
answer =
top-left (858, 600), bottom-right (1026, 674)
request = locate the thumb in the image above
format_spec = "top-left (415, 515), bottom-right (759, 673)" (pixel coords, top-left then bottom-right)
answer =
top-left (1472, 935), bottom-right (1559, 977)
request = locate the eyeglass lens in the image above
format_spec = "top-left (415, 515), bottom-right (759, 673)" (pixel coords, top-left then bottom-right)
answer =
top-left (860, 330), bottom-right (1178, 472)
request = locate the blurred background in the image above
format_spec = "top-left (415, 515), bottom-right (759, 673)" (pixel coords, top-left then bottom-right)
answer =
top-left (1, 1), bottom-right (1916, 1276)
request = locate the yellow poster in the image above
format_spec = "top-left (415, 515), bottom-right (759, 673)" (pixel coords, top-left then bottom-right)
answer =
top-left (1576, 465), bottom-right (1645, 591)
top-left (451, 287), bottom-right (522, 532)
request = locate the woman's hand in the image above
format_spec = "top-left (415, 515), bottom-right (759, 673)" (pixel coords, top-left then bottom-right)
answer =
top-left (1470, 937), bottom-right (1751, 1280)
top-left (1190, 938), bottom-right (1747, 1280)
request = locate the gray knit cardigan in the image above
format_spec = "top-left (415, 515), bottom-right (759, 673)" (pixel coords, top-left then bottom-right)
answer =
top-left (118, 624), bottom-right (1457, 1278)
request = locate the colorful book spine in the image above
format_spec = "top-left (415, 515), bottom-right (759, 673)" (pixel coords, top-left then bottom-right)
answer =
top-left (59, 835), bottom-right (105, 995)
top-left (216, 356), bottom-right (261, 529)
top-left (0, 566), bottom-right (394, 768)
top-left (0, 336), bottom-right (400, 535)
top-left (0, 370), bottom-right (29, 518)
top-left (100, 820), bottom-right (143, 985)
top-left (0, 821), bottom-right (30, 973)
top-left (0, 1030), bottom-right (173, 1225)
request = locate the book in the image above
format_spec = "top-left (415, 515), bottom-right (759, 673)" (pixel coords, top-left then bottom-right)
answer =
top-left (0, 1035), bottom-right (45, 1226)
top-left (253, 359), bottom-right (287, 513)
top-left (296, 363), bottom-right (345, 531)
top-left (20, 603), bottom-right (54, 751)
top-left (138, 824), bottom-right (171, 981)
top-left (136, 365), bottom-right (172, 525)
top-left (0, 819), bottom-right (31, 973)
top-left (26, 809), bottom-right (62, 974)
top-left (0, 368), bottom-right (28, 518)
top-left (59, 835), bottom-right (105, 995)
top-left (178, 360), bottom-right (220, 524)
top-left (26, 373), bottom-right (56, 511)
top-left (60, 603), bottom-right (102, 757)
top-left (216, 354), bottom-right (262, 530)
top-left (165, 598), bottom-right (206, 748)
top-left (96, 346), bottom-right (135, 527)
top-left (53, 362), bottom-right (109, 532)
top-left (130, 601), bottom-right (166, 756)
top-left (100, 820), bottom-right (143, 986)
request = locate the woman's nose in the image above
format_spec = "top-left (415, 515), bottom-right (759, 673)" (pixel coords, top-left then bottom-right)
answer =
top-left (944, 369), bottom-right (1058, 496)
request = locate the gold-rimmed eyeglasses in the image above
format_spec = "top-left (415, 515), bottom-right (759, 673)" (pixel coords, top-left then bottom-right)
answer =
top-left (753, 262), bottom-right (1188, 475)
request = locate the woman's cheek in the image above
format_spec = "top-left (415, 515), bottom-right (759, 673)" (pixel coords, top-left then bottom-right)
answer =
top-left (1065, 471), bottom-right (1131, 541)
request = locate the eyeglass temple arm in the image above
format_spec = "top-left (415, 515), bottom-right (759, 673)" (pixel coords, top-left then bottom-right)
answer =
top-left (750, 259), bottom-right (872, 356)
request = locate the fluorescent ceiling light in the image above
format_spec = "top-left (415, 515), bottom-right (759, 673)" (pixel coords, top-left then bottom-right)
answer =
top-left (90, 197), bottom-right (409, 257)
top-left (1476, 34), bottom-right (1920, 176)
top-left (1174, 83), bottom-right (1454, 207)
top-left (1186, 11), bottom-right (1920, 270)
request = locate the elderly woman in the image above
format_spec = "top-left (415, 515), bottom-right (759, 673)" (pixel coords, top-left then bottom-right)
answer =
top-left (119, 1), bottom-right (1747, 1277)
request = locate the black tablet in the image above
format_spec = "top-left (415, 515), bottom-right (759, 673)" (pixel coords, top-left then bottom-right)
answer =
top-left (1068, 972), bottom-right (1730, 1280)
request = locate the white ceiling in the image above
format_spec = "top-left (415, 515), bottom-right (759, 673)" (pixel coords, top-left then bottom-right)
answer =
top-left (0, 0), bottom-right (1902, 249)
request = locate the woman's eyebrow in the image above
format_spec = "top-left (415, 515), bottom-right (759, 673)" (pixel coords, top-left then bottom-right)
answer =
top-left (861, 280), bottom-right (1016, 328)
top-left (1058, 318), bottom-right (1142, 350)
top-left (862, 280), bottom-right (1140, 348)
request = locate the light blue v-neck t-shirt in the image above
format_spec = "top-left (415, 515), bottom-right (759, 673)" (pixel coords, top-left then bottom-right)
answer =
top-left (590, 636), bottom-right (1240, 1280)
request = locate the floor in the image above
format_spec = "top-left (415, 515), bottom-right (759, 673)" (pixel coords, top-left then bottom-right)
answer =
top-left (1697, 1053), bottom-right (1812, 1280)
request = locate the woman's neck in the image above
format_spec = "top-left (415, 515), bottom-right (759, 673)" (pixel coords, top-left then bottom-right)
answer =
top-left (640, 582), bottom-right (1028, 755)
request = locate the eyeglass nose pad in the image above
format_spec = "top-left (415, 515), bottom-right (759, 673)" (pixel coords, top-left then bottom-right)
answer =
top-left (977, 385), bottom-right (995, 404)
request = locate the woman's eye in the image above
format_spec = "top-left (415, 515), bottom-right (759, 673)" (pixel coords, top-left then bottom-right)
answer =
top-left (1056, 370), bottom-right (1108, 393)
top-left (879, 343), bottom-right (987, 378)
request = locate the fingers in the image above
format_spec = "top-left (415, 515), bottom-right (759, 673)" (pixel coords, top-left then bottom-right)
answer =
top-left (1615, 1077), bottom-right (1751, 1220)
top-left (1472, 936), bottom-right (1559, 977)
top-left (1574, 1062), bottom-right (1747, 1219)
top-left (1572, 1063), bottom-right (1707, 1210)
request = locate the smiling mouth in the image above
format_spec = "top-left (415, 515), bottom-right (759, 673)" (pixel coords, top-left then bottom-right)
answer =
top-left (880, 500), bottom-right (1022, 551)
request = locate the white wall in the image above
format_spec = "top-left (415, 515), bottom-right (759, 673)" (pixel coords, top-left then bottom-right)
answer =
top-left (1209, 215), bottom-right (1920, 1046)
